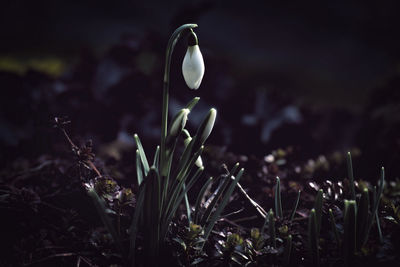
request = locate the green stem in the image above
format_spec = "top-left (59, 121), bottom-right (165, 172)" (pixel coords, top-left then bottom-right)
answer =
top-left (160, 23), bottom-right (198, 178)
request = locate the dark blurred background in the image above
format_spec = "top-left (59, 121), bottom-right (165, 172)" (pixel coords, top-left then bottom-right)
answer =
top-left (1, 0), bottom-right (400, 179)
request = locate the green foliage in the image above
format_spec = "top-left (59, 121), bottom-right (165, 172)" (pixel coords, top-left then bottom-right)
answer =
top-left (308, 209), bottom-right (320, 266)
top-left (343, 200), bottom-right (357, 266)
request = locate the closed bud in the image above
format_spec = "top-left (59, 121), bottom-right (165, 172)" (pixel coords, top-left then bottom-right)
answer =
top-left (182, 31), bottom-right (205, 90)
top-left (169, 108), bottom-right (190, 138)
top-left (198, 108), bottom-right (217, 145)
top-left (183, 129), bottom-right (203, 168)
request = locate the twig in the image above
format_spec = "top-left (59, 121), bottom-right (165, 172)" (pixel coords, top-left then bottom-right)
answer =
top-left (235, 180), bottom-right (267, 219)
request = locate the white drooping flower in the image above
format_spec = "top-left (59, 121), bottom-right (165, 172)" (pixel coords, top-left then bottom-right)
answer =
top-left (182, 31), bottom-right (205, 90)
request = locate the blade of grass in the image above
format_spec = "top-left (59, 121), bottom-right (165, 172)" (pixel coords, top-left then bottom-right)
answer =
top-left (329, 208), bottom-right (340, 249)
top-left (268, 209), bottom-right (276, 248)
top-left (194, 176), bottom-right (213, 224)
top-left (200, 174), bottom-right (232, 226)
top-left (161, 166), bottom-right (204, 239)
top-left (364, 167), bottom-right (385, 245)
top-left (283, 235), bottom-right (292, 266)
top-left (346, 152), bottom-right (356, 200)
top-left (260, 210), bottom-right (269, 235)
top-left (308, 209), bottom-right (320, 266)
top-left (134, 134), bottom-right (149, 176)
top-left (275, 177), bottom-right (283, 218)
top-left (153, 145), bottom-right (160, 169)
top-left (129, 181), bottom-right (146, 266)
top-left (143, 167), bottom-right (161, 262)
top-left (183, 184), bottom-right (191, 223)
top-left (290, 190), bottom-right (301, 222)
top-left (136, 150), bottom-right (143, 186)
top-left (201, 168), bottom-right (244, 248)
top-left (356, 188), bottom-right (369, 250)
top-left (344, 200), bottom-right (357, 266)
top-left (314, 189), bottom-right (323, 235)
top-left (87, 188), bottom-right (124, 256)
top-left (375, 211), bottom-right (383, 243)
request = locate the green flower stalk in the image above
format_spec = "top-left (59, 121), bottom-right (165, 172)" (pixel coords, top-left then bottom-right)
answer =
top-left (160, 23), bottom-right (198, 178)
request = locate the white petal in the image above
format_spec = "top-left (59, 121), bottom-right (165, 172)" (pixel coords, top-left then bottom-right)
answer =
top-left (182, 45), bottom-right (205, 90)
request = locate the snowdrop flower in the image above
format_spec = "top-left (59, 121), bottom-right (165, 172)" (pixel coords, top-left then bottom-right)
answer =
top-left (182, 30), bottom-right (205, 90)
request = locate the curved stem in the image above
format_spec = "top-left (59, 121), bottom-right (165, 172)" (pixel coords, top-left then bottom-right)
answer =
top-left (160, 23), bottom-right (198, 176)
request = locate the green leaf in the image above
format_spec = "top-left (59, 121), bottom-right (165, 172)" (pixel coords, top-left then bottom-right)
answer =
top-left (202, 168), bottom-right (244, 247)
top-left (283, 235), bottom-right (292, 266)
top-left (364, 167), bottom-right (385, 246)
top-left (153, 145), bottom-right (160, 169)
top-left (87, 188), bottom-right (124, 256)
top-left (329, 208), bottom-right (340, 249)
top-left (275, 177), bottom-right (283, 218)
top-left (268, 209), bottom-right (276, 248)
top-left (200, 173), bottom-right (232, 226)
top-left (161, 166), bottom-right (204, 240)
top-left (346, 152), bottom-right (356, 200)
top-left (308, 209), bottom-right (320, 266)
top-left (129, 181), bottom-right (146, 266)
top-left (143, 167), bottom-right (161, 260)
top-left (344, 200), bottom-right (357, 266)
top-left (314, 189), bottom-right (323, 235)
top-left (356, 188), bottom-right (369, 249)
top-left (290, 190), bottom-right (301, 222)
top-left (136, 150), bottom-right (143, 186)
top-left (185, 97), bottom-right (200, 111)
top-left (194, 176), bottom-right (213, 224)
top-left (134, 134), bottom-right (149, 176)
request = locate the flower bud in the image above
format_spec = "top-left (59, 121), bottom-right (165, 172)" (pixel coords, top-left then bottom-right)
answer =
top-left (182, 31), bottom-right (205, 90)
top-left (198, 108), bottom-right (216, 145)
top-left (192, 108), bottom-right (217, 153)
top-left (169, 108), bottom-right (190, 138)
top-left (183, 130), bottom-right (203, 168)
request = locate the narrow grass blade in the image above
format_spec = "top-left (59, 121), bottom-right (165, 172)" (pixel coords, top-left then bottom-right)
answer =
top-left (143, 167), bottom-right (161, 261)
top-left (346, 152), bottom-right (356, 200)
top-left (275, 177), bottom-right (283, 219)
top-left (194, 176), bottom-right (213, 224)
top-left (202, 168), bottom-right (244, 247)
top-left (375, 211), bottom-right (383, 243)
top-left (344, 200), bottom-right (357, 266)
top-left (308, 209), bottom-right (320, 266)
top-left (185, 96), bottom-right (200, 111)
top-left (283, 235), bottom-right (292, 266)
top-left (183, 185), bottom-right (191, 223)
top-left (87, 188), bottom-right (124, 256)
top-left (129, 181), bottom-right (146, 266)
top-left (136, 150), bottom-right (143, 186)
top-left (365, 167), bottom-right (385, 245)
top-left (161, 167), bottom-right (204, 239)
top-left (314, 189), bottom-right (323, 235)
top-left (290, 190), bottom-right (301, 222)
top-left (329, 208), bottom-right (340, 248)
top-left (134, 134), bottom-right (149, 176)
top-left (356, 188), bottom-right (369, 250)
top-left (153, 145), bottom-right (160, 169)
top-left (200, 174), bottom-right (232, 226)
top-left (260, 209), bottom-right (269, 235)
top-left (229, 162), bottom-right (240, 177)
top-left (164, 147), bottom-right (204, 220)
top-left (268, 209), bottom-right (276, 248)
